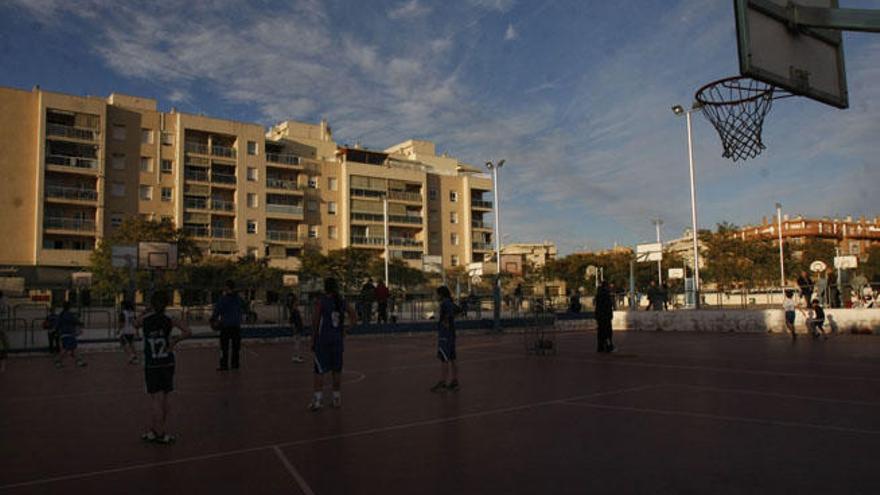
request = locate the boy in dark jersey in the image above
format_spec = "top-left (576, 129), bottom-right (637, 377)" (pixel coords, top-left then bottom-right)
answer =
top-left (309, 278), bottom-right (356, 411)
top-left (431, 286), bottom-right (459, 392)
top-left (136, 291), bottom-right (191, 444)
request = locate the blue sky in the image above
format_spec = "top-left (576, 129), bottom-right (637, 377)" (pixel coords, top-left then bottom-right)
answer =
top-left (2, 0), bottom-right (878, 254)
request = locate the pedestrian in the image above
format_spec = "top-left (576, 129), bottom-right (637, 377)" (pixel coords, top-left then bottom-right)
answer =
top-left (513, 283), bottom-right (524, 312)
top-left (782, 289), bottom-right (798, 340)
top-left (568, 289), bottom-right (581, 313)
top-left (797, 271), bottom-right (813, 306)
top-left (289, 293), bottom-right (305, 364)
top-left (309, 277), bottom-right (356, 411)
top-left (43, 306), bottom-right (60, 355)
top-left (594, 281), bottom-right (615, 353)
top-left (360, 278), bottom-right (375, 324)
top-left (646, 281), bottom-right (661, 311)
top-left (210, 280), bottom-right (243, 371)
top-left (660, 283), bottom-right (670, 311)
top-left (137, 291), bottom-right (191, 444)
top-left (375, 280), bottom-right (390, 324)
top-left (55, 301), bottom-right (86, 368)
top-left (804, 299), bottom-right (827, 340)
top-left (117, 300), bottom-right (139, 365)
top-left (431, 285), bottom-right (459, 392)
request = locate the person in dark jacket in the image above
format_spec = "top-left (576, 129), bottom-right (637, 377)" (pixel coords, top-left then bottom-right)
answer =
top-left (211, 280), bottom-right (244, 371)
top-left (594, 281), bottom-right (615, 353)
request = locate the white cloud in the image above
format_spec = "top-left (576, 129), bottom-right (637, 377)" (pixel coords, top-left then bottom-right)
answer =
top-left (504, 23), bottom-right (517, 41)
top-left (388, 0), bottom-right (430, 20)
top-left (469, 0), bottom-right (516, 12)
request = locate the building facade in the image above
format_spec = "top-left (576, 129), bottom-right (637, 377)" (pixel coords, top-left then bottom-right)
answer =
top-left (735, 214), bottom-right (880, 259)
top-left (0, 86), bottom-right (494, 285)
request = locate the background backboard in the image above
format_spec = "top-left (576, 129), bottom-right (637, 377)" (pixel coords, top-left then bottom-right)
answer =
top-left (734, 0), bottom-right (848, 108)
top-left (138, 242), bottom-right (178, 270)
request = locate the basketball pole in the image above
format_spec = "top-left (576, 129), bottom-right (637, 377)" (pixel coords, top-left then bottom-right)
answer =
top-left (672, 104), bottom-right (703, 309)
top-left (776, 203), bottom-right (785, 299)
top-left (654, 218), bottom-right (663, 285)
top-left (486, 159), bottom-right (505, 332)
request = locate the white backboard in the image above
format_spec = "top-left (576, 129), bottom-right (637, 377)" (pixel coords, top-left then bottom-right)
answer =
top-left (834, 255), bottom-right (857, 269)
top-left (735, 0), bottom-right (848, 108)
top-left (466, 262), bottom-right (484, 277)
top-left (283, 274), bottom-right (299, 287)
top-left (668, 268), bottom-right (684, 280)
top-left (636, 243), bottom-right (663, 262)
top-left (422, 255), bottom-right (443, 274)
top-left (111, 245), bottom-right (138, 268)
top-left (71, 271), bottom-right (93, 288)
top-left (138, 242), bottom-right (179, 270)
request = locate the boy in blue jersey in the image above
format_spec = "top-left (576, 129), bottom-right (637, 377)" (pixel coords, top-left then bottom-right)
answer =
top-left (55, 301), bottom-right (86, 368)
top-left (309, 278), bottom-right (357, 411)
top-left (136, 291), bottom-right (191, 444)
top-left (431, 286), bottom-right (459, 392)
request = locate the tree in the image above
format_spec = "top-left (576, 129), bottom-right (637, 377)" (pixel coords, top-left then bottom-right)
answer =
top-left (863, 245), bottom-right (880, 283)
top-left (368, 257), bottom-right (426, 290)
top-left (795, 238), bottom-right (836, 275)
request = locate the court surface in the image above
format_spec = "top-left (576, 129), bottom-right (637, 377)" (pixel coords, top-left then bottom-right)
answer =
top-left (1, 330), bottom-right (878, 494)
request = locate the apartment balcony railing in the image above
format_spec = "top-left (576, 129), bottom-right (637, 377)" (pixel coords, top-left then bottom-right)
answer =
top-left (211, 199), bottom-right (235, 212)
top-left (472, 220), bottom-right (493, 229)
top-left (267, 230), bottom-right (298, 242)
top-left (266, 204), bottom-right (304, 215)
top-left (184, 198), bottom-right (208, 210)
top-left (44, 217), bottom-right (96, 232)
top-left (46, 155), bottom-right (98, 170)
top-left (266, 152), bottom-right (300, 166)
top-left (351, 212), bottom-right (384, 222)
top-left (351, 236), bottom-right (385, 246)
top-left (211, 227), bottom-right (235, 239)
top-left (389, 238), bottom-right (423, 247)
top-left (46, 124), bottom-right (98, 141)
top-left (388, 215), bottom-right (422, 225)
top-left (183, 226), bottom-right (210, 238)
top-left (184, 142), bottom-right (209, 154)
top-left (472, 242), bottom-right (494, 251)
top-left (387, 190), bottom-right (422, 202)
top-left (266, 178), bottom-right (301, 191)
top-left (212, 145), bottom-right (236, 159)
top-left (211, 173), bottom-right (237, 185)
top-left (185, 168), bottom-right (209, 182)
top-left (350, 212), bottom-right (422, 224)
top-left (45, 185), bottom-right (98, 202)
top-left (350, 188), bottom-right (385, 198)
top-left (472, 199), bottom-right (493, 209)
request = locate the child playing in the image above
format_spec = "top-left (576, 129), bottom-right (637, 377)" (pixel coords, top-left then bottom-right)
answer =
top-left (289, 293), bottom-right (305, 364)
top-left (55, 302), bottom-right (86, 368)
top-left (804, 299), bottom-right (827, 340)
top-left (136, 291), bottom-right (191, 444)
top-left (309, 278), bottom-right (356, 411)
top-left (118, 300), bottom-right (139, 364)
top-left (782, 289), bottom-right (797, 340)
top-left (431, 286), bottom-right (459, 393)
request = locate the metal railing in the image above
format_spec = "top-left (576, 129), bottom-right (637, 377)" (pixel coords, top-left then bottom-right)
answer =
top-left (266, 204), bottom-right (304, 215)
top-left (266, 152), bottom-right (300, 165)
top-left (210, 199), bottom-right (235, 212)
top-left (472, 242), bottom-right (493, 250)
top-left (184, 226), bottom-right (209, 237)
top-left (351, 236), bottom-right (385, 246)
top-left (351, 212), bottom-right (384, 222)
top-left (45, 185), bottom-right (98, 202)
top-left (389, 238), bottom-right (423, 247)
top-left (211, 173), bottom-right (237, 185)
top-left (46, 155), bottom-right (98, 170)
top-left (387, 190), bottom-right (422, 202)
top-left (389, 215), bottom-right (422, 225)
top-left (184, 142), bottom-right (209, 154)
top-left (185, 168), bottom-right (209, 182)
top-left (212, 145), bottom-right (236, 158)
top-left (184, 198), bottom-right (208, 210)
top-left (472, 220), bottom-right (493, 229)
top-left (472, 199), bottom-right (493, 209)
top-left (266, 178), bottom-right (300, 190)
top-left (267, 230), bottom-right (298, 242)
top-left (211, 227), bottom-right (234, 239)
top-left (350, 188), bottom-right (386, 198)
top-left (44, 217), bottom-right (96, 232)
top-left (46, 124), bottom-right (98, 141)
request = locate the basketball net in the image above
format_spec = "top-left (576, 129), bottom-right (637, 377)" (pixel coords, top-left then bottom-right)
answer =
top-left (695, 76), bottom-right (776, 162)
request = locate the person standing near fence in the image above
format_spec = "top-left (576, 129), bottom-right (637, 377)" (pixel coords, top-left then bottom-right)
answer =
top-left (211, 280), bottom-right (243, 371)
top-left (431, 285), bottom-right (459, 392)
top-left (289, 293), bottom-right (305, 364)
top-left (309, 277), bottom-right (356, 411)
top-left (594, 281), bottom-right (615, 353)
top-left (55, 301), bottom-right (86, 368)
top-left (118, 300), bottom-right (139, 365)
top-left (782, 289), bottom-right (798, 340)
top-left (375, 280), bottom-right (390, 324)
top-left (797, 271), bottom-right (813, 305)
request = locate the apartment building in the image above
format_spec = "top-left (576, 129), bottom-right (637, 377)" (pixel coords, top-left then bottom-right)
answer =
top-left (0, 86), bottom-right (494, 286)
top-left (736, 214), bottom-right (880, 258)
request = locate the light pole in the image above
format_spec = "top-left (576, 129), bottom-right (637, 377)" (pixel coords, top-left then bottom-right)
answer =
top-left (486, 159), bottom-right (505, 332)
top-left (653, 218), bottom-right (663, 285)
top-left (672, 104), bottom-right (702, 308)
top-left (383, 193), bottom-right (390, 287)
top-left (776, 202), bottom-right (785, 297)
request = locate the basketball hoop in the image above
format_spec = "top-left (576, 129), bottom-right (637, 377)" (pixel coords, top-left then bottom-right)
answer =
top-left (695, 76), bottom-right (786, 162)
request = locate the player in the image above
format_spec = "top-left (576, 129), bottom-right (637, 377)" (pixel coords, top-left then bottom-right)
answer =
top-left (431, 286), bottom-right (459, 393)
top-left (782, 289), bottom-right (797, 340)
top-left (288, 293), bottom-right (305, 364)
top-left (805, 299), bottom-right (827, 340)
top-left (309, 278), bottom-right (356, 411)
top-left (136, 291), bottom-right (191, 444)
top-left (55, 301), bottom-right (86, 368)
top-left (117, 300), bottom-right (139, 364)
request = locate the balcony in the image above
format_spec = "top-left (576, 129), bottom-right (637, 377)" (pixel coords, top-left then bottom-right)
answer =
top-left (44, 217), bottom-right (96, 233)
top-left (389, 238), bottom-right (423, 248)
top-left (211, 173), bottom-right (237, 185)
top-left (351, 236), bottom-right (385, 246)
top-left (210, 199), bottom-right (235, 212)
top-left (387, 191), bottom-right (422, 202)
top-left (184, 142), bottom-right (209, 155)
top-left (350, 188), bottom-right (385, 199)
top-left (266, 178), bottom-right (302, 191)
top-left (211, 227), bottom-right (234, 239)
top-left (266, 204), bottom-right (304, 216)
top-left (184, 226), bottom-right (209, 238)
top-left (46, 155), bottom-right (98, 171)
top-left (184, 198), bottom-right (208, 210)
top-left (389, 215), bottom-right (422, 225)
top-left (472, 220), bottom-right (493, 230)
top-left (473, 242), bottom-right (494, 251)
top-left (46, 124), bottom-right (98, 141)
top-left (267, 230), bottom-right (299, 243)
top-left (351, 212), bottom-right (383, 223)
top-left (212, 145), bottom-right (236, 159)
top-left (45, 185), bottom-right (98, 202)
top-left (472, 199), bottom-right (493, 209)
top-left (266, 152), bottom-right (300, 166)
top-left (185, 168), bottom-right (209, 182)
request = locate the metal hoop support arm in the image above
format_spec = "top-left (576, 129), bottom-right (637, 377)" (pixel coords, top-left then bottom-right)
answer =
top-left (751, 0), bottom-right (880, 34)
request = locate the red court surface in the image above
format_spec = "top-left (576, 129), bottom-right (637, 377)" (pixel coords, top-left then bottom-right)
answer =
top-left (1, 330), bottom-right (879, 494)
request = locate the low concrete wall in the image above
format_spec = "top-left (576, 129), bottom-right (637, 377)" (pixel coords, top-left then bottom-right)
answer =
top-left (613, 309), bottom-right (880, 334)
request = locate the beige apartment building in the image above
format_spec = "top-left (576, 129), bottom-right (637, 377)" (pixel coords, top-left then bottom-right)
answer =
top-left (0, 85), bottom-right (494, 287)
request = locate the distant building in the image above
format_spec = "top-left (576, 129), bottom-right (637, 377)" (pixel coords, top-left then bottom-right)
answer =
top-left (500, 242), bottom-right (557, 276)
top-left (735, 214), bottom-right (880, 259)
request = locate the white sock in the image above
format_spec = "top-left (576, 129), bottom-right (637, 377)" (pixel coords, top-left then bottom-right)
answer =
top-left (332, 391), bottom-right (341, 400)
top-left (314, 391), bottom-right (323, 403)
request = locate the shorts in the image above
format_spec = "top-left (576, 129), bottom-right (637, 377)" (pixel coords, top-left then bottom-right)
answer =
top-left (120, 334), bottom-right (135, 345)
top-left (437, 334), bottom-right (456, 362)
top-left (61, 334), bottom-right (77, 350)
top-left (785, 311), bottom-right (796, 325)
top-left (313, 342), bottom-right (343, 374)
top-left (145, 366), bottom-right (175, 394)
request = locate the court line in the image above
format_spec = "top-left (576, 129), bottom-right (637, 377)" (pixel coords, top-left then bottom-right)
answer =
top-left (558, 401), bottom-right (880, 436)
top-left (272, 446), bottom-right (315, 495)
top-left (667, 383), bottom-right (880, 407)
top-left (0, 384), bottom-right (658, 491)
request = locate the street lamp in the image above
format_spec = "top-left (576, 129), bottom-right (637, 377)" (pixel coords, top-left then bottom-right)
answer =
top-left (383, 193), bottom-right (390, 288)
top-left (671, 103), bottom-right (702, 308)
top-left (776, 202), bottom-right (785, 296)
top-left (486, 159), bottom-right (505, 331)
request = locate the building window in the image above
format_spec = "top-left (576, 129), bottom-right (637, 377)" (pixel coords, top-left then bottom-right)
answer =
top-left (111, 182), bottom-right (125, 197)
top-left (161, 132), bottom-right (173, 145)
top-left (450, 212), bottom-right (458, 224)
top-left (308, 176), bottom-right (318, 189)
top-left (110, 214), bottom-right (123, 228)
top-left (247, 193), bottom-right (258, 208)
top-left (161, 187), bottom-right (172, 202)
top-left (451, 255), bottom-right (459, 267)
top-left (161, 159), bottom-right (173, 173)
top-left (247, 141), bottom-right (257, 155)
top-left (449, 191), bottom-right (458, 202)
top-left (851, 242), bottom-right (860, 255)
top-left (309, 225), bottom-right (319, 239)
top-left (140, 157), bottom-right (153, 172)
top-left (112, 124), bottom-right (126, 141)
top-left (141, 129), bottom-right (153, 144)
top-left (328, 201), bottom-right (337, 215)
top-left (307, 200), bottom-right (318, 212)
top-left (429, 189), bottom-right (437, 200)
top-left (112, 153), bottom-right (126, 170)
top-left (328, 225), bottom-right (338, 239)
top-left (450, 233), bottom-right (459, 246)
top-left (246, 220), bottom-right (257, 234)
top-left (139, 185), bottom-right (153, 201)
top-left (247, 167), bottom-right (258, 181)
top-left (328, 177), bottom-right (338, 191)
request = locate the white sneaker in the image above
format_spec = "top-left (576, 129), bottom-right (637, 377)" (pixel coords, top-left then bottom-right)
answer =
top-left (308, 400), bottom-right (323, 412)
top-left (291, 355), bottom-right (304, 363)
top-left (331, 396), bottom-right (342, 409)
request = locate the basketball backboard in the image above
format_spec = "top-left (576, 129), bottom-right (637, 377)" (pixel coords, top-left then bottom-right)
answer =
top-left (636, 243), bottom-right (663, 263)
top-left (734, 0), bottom-right (848, 108)
top-left (138, 242), bottom-right (178, 270)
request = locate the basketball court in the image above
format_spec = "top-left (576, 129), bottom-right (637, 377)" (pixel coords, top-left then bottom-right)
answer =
top-left (1, 330), bottom-right (878, 494)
